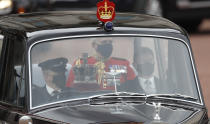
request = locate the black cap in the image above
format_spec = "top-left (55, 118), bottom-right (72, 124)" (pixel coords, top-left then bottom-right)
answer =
top-left (38, 57), bottom-right (68, 72)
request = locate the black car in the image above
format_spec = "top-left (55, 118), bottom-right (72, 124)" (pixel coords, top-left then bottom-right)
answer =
top-left (0, 10), bottom-right (209, 124)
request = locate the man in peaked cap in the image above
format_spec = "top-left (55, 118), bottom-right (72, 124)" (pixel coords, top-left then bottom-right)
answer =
top-left (32, 57), bottom-right (68, 106)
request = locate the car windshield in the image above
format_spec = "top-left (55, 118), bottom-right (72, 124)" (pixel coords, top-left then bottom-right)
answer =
top-left (30, 36), bottom-right (200, 107)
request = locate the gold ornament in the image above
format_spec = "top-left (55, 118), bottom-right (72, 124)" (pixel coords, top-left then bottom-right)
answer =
top-left (95, 61), bottom-right (105, 84)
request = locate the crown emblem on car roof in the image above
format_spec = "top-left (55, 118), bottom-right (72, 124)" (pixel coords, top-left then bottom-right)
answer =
top-left (97, 0), bottom-right (115, 23)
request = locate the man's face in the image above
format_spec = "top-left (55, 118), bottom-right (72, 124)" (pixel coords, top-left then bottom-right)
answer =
top-left (137, 54), bottom-right (154, 65)
top-left (94, 40), bottom-right (113, 59)
top-left (136, 53), bottom-right (155, 78)
top-left (43, 70), bottom-right (60, 90)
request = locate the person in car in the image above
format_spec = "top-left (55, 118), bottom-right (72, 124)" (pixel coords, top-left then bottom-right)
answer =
top-left (66, 39), bottom-right (137, 91)
top-left (133, 47), bottom-right (164, 94)
top-left (32, 57), bottom-right (68, 106)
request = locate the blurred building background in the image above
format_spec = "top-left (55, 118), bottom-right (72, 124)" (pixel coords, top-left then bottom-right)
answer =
top-left (1, 0), bottom-right (210, 116)
top-left (2, 0), bottom-right (210, 32)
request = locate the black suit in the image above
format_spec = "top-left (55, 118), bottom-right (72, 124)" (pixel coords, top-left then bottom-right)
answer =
top-left (141, 76), bottom-right (165, 94)
top-left (32, 85), bottom-right (79, 107)
top-left (118, 77), bottom-right (144, 93)
top-left (153, 76), bottom-right (166, 94)
top-left (118, 76), bottom-right (166, 94)
top-left (32, 86), bottom-right (56, 106)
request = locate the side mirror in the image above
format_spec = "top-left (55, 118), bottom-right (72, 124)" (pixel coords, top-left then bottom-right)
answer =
top-left (19, 116), bottom-right (32, 124)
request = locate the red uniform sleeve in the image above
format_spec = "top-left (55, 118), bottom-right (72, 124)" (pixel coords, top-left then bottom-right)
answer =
top-left (66, 68), bottom-right (75, 87)
top-left (66, 59), bottom-right (78, 87)
top-left (118, 60), bottom-right (136, 83)
top-left (125, 61), bottom-right (136, 80)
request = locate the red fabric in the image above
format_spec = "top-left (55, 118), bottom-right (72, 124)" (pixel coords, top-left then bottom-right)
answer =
top-left (66, 57), bottom-right (136, 90)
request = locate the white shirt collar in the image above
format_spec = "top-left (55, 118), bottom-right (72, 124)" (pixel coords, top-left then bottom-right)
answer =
top-left (46, 85), bottom-right (55, 96)
top-left (138, 76), bottom-right (154, 83)
top-left (138, 76), bottom-right (156, 94)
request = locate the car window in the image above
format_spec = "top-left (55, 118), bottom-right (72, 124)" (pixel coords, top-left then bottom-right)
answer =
top-left (0, 36), bottom-right (25, 106)
top-left (30, 36), bottom-right (200, 107)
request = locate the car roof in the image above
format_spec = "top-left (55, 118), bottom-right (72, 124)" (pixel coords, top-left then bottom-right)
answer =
top-left (0, 11), bottom-right (185, 35)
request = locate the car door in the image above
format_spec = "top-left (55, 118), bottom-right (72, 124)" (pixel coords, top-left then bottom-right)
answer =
top-left (0, 33), bottom-right (26, 124)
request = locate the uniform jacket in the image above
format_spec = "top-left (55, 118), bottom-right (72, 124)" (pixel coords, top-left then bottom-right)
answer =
top-left (32, 86), bottom-right (67, 106)
top-left (118, 76), bottom-right (166, 94)
top-left (66, 56), bottom-right (137, 90)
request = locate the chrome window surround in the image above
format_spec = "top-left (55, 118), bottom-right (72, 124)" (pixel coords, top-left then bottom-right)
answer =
top-left (28, 32), bottom-right (203, 110)
top-left (177, 0), bottom-right (210, 9)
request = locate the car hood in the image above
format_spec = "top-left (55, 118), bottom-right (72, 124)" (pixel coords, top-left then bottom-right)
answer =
top-left (34, 102), bottom-right (203, 124)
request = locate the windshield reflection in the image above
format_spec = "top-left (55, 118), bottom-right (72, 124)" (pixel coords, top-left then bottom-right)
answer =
top-left (30, 37), bottom-right (199, 107)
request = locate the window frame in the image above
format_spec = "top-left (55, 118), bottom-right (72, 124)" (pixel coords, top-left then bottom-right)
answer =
top-left (28, 34), bottom-right (203, 110)
top-left (0, 33), bottom-right (26, 109)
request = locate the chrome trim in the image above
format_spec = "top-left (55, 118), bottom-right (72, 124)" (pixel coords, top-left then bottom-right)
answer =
top-left (180, 110), bottom-right (200, 124)
top-left (27, 27), bottom-right (181, 37)
top-left (28, 33), bottom-right (203, 110)
top-left (177, 0), bottom-right (210, 9)
top-left (19, 116), bottom-right (33, 124)
top-left (31, 92), bottom-right (142, 110)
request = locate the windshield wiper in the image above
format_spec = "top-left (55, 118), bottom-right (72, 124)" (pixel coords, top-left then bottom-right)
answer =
top-left (147, 94), bottom-right (198, 102)
top-left (89, 92), bottom-right (146, 105)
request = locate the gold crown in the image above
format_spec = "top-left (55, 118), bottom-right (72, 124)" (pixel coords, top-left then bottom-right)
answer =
top-left (98, 1), bottom-right (114, 19)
